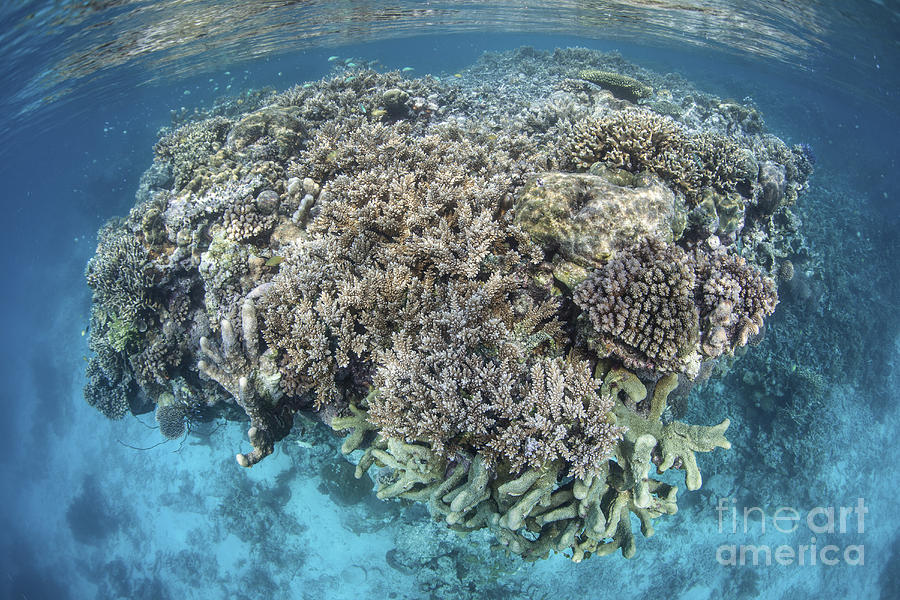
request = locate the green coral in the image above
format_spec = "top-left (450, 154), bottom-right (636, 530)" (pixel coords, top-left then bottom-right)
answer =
top-left (105, 314), bottom-right (140, 353)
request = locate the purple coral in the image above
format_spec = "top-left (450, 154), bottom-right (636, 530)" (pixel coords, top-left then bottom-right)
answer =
top-left (574, 238), bottom-right (778, 372)
top-left (573, 238), bottom-right (699, 372)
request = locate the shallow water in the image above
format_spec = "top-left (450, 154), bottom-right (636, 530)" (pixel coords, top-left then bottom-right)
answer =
top-left (1, 3), bottom-right (898, 600)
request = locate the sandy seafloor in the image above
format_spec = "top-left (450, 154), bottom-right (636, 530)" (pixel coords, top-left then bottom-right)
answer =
top-left (1, 33), bottom-right (899, 600)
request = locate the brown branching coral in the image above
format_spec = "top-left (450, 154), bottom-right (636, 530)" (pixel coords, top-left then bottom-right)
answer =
top-left (568, 108), bottom-right (755, 202)
top-left (488, 357), bottom-right (623, 480)
top-left (574, 238), bottom-right (778, 373)
top-left (573, 238), bottom-right (699, 372)
top-left (85, 221), bottom-right (158, 325)
top-left (695, 251), bottom-right (779, 356)
top-left (131, 332), bottom-right (180, 391)
top-left (83, 350), bottom-right (132, 420)
top-left (222, 191), bottom-right (278, 243)
top-left (370, 278), bottom-right (617, 479)
top-left (369, 278), bottom-right (528, 455)
top-left (259, 120), bottom-right (542, 406)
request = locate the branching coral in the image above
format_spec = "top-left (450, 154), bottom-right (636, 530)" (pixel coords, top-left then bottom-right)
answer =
top-left (259, 120), bottom-right (542, 408)
top-left (574, 238), bottom-right (699, 372)
top-left (85, 221), bottom-right (158, 327)
top-left (574, 238), bottom-right (778, 373)
top-left (568, 108), bottom-right (755, 203)
top-left (83, 351), bottom-right (131, 420)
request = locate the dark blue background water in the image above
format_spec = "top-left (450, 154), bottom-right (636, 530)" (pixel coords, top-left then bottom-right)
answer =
top-left (1, 21), bottom-right (898, 600)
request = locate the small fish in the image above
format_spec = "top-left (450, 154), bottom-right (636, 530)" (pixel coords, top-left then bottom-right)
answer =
top-left (265, 256), bottom-right (285, 267)
top-left (328, 55), bottom-right (339, 62)
top-left (346, 62), bottom-right (357, 68)
top-left (454, 73), bottom-right (462, 78)
top-left (81, 329), bottom-right (86, 336)
top-left (370, 108), bottom-right (388, 119)
top-left (401, 66), bottom-right (414, 72)
top-left (359, 103), bottom-right (367, 113)
top-left (344, 58), bottom-right (353, 64)
top-left (303, 83), bottom-right (312, 88)
top-left (345, 76), bottom-right (355, 82)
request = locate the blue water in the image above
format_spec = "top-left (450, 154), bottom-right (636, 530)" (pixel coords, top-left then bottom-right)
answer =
top-left (1, 3), bottom-right (899, 599)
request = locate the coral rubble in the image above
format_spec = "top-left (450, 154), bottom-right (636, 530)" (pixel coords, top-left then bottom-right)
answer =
top-left (83, 47), bottom-right (811, 562)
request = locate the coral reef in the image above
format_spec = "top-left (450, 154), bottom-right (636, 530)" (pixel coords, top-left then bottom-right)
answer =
top-left (82, 47), bottom-right (811, 563)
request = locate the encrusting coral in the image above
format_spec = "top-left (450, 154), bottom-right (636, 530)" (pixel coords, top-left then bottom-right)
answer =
top-left (82, 47), bottom-right (811, 563)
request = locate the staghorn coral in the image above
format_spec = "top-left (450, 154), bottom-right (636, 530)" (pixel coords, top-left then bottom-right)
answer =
top-left (131, 334), bottom-right (176, 390)
top-left (370, 281), bottom-right (611, 478)
top-left (259, 119), bottom-right (542, 408)
top-left (85, 221), bottom-right (158, 326)
top-left (487, 356), bottom-right (622, 480)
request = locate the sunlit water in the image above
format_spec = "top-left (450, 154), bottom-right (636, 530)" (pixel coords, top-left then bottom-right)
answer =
top-left (1, 2), bottom-right (898, 599)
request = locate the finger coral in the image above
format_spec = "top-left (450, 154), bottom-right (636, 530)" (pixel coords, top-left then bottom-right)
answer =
top-left (573, 238), bottom-right (700, 372)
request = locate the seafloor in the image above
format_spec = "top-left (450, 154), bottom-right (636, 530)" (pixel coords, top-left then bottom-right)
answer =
top-left (6, 47), bottom-right (900, 600)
